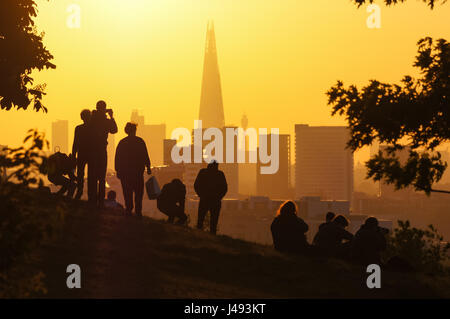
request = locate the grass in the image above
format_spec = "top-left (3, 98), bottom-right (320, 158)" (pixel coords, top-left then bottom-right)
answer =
top-left (30, 198), bottom-right (450, 299)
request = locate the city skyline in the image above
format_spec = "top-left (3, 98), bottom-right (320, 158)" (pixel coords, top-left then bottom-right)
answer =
top-left (1, 1), bottom-right (449, 166)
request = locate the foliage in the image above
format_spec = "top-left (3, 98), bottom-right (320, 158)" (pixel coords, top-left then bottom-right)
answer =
top-left (384, 220), bottom-right (450, 273)
top-left (0, 129), bottom-right (49, 187)
top-left (353, 0), bottom-right (446, 9)
top-left (0, 130), bottom-right (64, 298)
top-left (0, 0), bottom-right (55, 112)
top-left (327, 38), bottom-right (450, 194)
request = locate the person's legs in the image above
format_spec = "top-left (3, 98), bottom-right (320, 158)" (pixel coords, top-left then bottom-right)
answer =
top-left (97, 150), bottom-right (108, 208)
top-left (49, 174), bottom-right (68, 196)
top-left (134, 175), bottom-right (144, 216)
top-left (209, 201), bottom-right (222, 234)
top-left (174, 206), bottom-right (188, 225)
top-left (197, 199), bottom-right (208, 230)
top-left (120, 178), bottom-right (133, 214)
top-left (66, 178), bottom-right (77, 198)
top-left (75, 158), bottom-right (87, 200)
top-left (87, 156), bottom-right (98, 205)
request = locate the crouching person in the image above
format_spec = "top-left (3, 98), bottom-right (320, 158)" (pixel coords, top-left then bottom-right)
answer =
top-left (47, 151), bottom-right (77, 198)
top-left (271, 201), bottom-right (310, 255)
top-left (157, 179), bottom-right (188, 225)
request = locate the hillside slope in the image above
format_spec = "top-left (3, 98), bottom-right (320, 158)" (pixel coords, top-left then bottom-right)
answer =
top-left (37, 202), bottom-right (450, 299)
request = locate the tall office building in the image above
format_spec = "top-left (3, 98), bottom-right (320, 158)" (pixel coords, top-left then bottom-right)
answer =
top-left (256, 134), bottom-right (291, 199)
top-left (51, 120), bottom-right (69, 154)
top-left (238, 113), bottom-right (257, 196)
top-left (198, 21), bottom-right (225, 129)
top-left (130, 110), bottom-right (166, 166)
top-left (295, 125), bottom-right (353, 204)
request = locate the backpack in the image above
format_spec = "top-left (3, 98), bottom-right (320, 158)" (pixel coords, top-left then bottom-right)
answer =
top-left (46, 151), bottom-right (69, 176)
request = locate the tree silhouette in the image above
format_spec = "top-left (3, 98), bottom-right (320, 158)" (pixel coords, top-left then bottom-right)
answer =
top-left (353, 0), bottom-right (446, 9)
top-left (0, 0), bottom-right (55, 112)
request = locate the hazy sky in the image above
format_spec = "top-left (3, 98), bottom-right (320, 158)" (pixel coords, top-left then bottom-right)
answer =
top-left (1, 0), bottom-right (449, 163)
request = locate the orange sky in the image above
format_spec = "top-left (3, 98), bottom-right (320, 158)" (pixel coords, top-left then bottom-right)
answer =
top-left (1, 0), bottom-right (449, 163)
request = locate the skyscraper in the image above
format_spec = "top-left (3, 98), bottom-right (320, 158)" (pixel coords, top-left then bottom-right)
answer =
top-left (198, 21), bottom-right (225, 129)
top-left (295, 124), bottom-right (353, 204)
top-left (51, 120), bottom-right (68, 154)
top-left (256, 134), bottom-right (291, 199)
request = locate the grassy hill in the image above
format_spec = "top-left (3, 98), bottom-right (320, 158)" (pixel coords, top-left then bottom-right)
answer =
top-left (30, 200), bottom-right (450, 299)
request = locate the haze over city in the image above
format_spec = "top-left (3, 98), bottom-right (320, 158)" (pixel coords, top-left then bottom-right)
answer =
top-left (1, 0), bottom-right (449, 165)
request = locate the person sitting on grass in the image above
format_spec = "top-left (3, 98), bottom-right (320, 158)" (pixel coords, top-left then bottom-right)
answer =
top-left (351, 217), bottom-right (387, 265)
top-left (104, 190), bottom-right (124, 211)
top-left (313, 211), bottom-right (335, 245)
top-left (271, 201), bottom-right (309, 255)
top-left (313, 214), bottom-right (353, 259)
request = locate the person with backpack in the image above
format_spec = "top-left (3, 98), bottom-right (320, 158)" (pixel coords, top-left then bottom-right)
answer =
top-left (194, 160), bottom-right (228, 234)
top-left (157, 179), bottom-right (188, 225)
top-left (47, 151), bottom-right (77, 198)
top-left (115, 122), bottom-right (151, 217)
top-left (72, 109), bottom-right (91, 200)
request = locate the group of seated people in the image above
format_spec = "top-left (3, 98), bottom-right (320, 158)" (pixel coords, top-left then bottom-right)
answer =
top-left (271, 201), bottom-right (388, 266)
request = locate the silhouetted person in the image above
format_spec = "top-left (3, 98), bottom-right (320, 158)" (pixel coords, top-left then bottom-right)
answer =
top-left (351, 217), bottom-right (387, 265)
top-left (87, 100), bottom-right (117, 208)
top-left (157, 179), bottom-right (188, 225)
top-left (72, 109), bottom-right (91, 200)
top-left (115, 122), bottom-right (151, 217)
top-left (314, 214), bottom-right (353, 258)
top-left (47, 151), bottom-right (76, 198)
top-left (104, 190), bottom-right (124, 210)
top-left (194, 160), bottom-right (227, 234)
top-left (313, 211), bottom-right (335, 245)
top-left (271, 201), bottom-right (309, 254)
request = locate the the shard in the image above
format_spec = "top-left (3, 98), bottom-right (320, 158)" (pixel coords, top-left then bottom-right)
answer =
top-left (198, 21), bottom-right (225, 129)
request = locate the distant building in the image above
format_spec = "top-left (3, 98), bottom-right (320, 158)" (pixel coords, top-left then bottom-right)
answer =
top-left (198, 21), bottom-right (225, 129)
top-left (256, 133), bottom-right (291, 199)
top-left (163, 139), bottom-right (177, 166)
top-left (295, 124), bottom-right (353, 205)
top-left (130, 110), bottom-right (166, 166)
top-left (52, 120), bottom-right (69, 154)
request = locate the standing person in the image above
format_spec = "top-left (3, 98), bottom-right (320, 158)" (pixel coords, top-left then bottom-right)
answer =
top-left (271, 201), bottom-right (310, 255)
top-left (72, 109), bottom-right (91, 200)
top-left (194, 160), bottom-right (228, 234)
top-left (157, 179), bottom-right (188, 225)
top-left (115, 122), bottom-right (151, 217)
top-left (87, 100), bottom-right (117, 208)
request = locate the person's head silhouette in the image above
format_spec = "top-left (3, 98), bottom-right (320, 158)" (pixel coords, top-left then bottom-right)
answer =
top-left (276, 200), bottom-right (297, 217)
top-left (96, 100), bottom-right (107, 113)
top-left (107, 190), bottom-right (117, 201)
top-left (326, 211), bottom-right (335, 222)
top-left (125, 122), bottom-right (137, 136)
top-left (333, 215), bottom-right (349, 228)
top-left (207, 160), bottom-right (219, 170)
top-left (364, 216), bottom-right (379, 229)
top-left (80, 109), bottom-right (91, 123)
